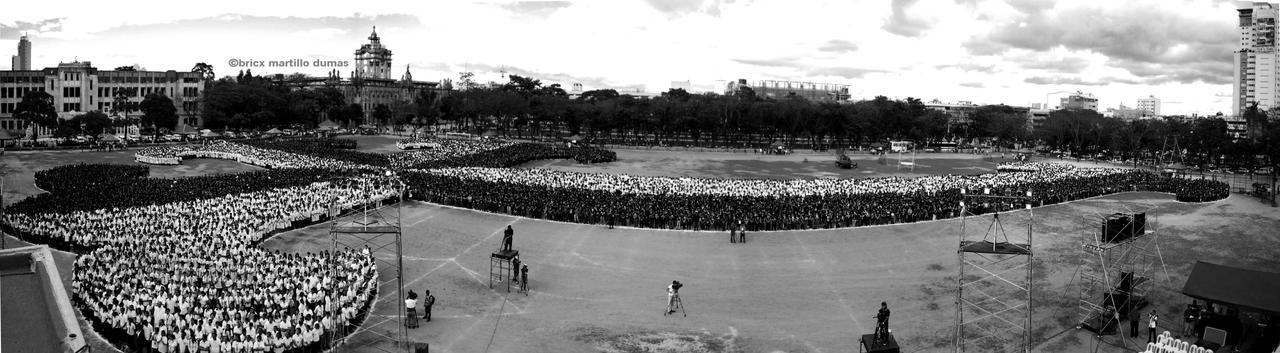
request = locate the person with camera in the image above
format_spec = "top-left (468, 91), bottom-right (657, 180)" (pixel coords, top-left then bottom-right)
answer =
top-left (667, 280), bottom-right (683, 315)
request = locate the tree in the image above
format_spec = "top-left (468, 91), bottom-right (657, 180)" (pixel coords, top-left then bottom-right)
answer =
top-left (77, 111), bottom-right (112, 138)
top-left (372, 104), bottom-right (393, 126)
top-left (191, 62), bottom-right (215, 88)
top-left (458, 71), bottom-right (477, 90)
top-left (413, 89), bottom-right (442, 132)
top-left (341, 104), bottom-right (365, 126)
top-left (114, 65), bottom-right (137, 71)
top-left (13, 90), bottom-right (57, 143)
top-left (139, 93), bottom-right (178, 140)
top-left (112, 87), bottom-right (140, 133)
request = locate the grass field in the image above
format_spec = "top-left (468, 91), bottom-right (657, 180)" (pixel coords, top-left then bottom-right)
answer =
top-left (2, 141), bottom-right (1278, 353)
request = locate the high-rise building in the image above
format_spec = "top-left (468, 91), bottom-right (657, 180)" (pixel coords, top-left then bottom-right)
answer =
top-left (1137, 95), bottom-right (1161, 117)
top-left (11, 34), bottom-right (32, 70)
top-left (1234, 2), bottom-right (1280, 117)
top-left (1059, 91), bottom-right (1098, 111)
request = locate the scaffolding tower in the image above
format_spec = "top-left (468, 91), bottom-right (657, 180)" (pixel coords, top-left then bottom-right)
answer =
top-left (327, 174), bottom-right (409, 353)
top-left (954, 187), bottom-right (1035, 353)
top-left (490, 250), bottom-right (519, 292)
top-left (1074, 205), bottom-right (1169, 351)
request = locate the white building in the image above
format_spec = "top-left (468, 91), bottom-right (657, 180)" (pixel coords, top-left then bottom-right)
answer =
top-left (1234, 2), bottom-right (1280, 117)
top-left (1136, 95), bottom-right (1161, 117)
top-left (0, 60), bottom-right (206, 137)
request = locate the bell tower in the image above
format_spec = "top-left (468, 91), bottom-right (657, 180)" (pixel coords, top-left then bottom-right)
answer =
top-left (353, 26), bottom-right (393, 79)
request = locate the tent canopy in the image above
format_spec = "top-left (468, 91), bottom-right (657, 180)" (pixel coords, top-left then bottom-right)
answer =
top-left (1181, 261), bottom-right (1280, 316)
top-left (201, 131), bottom-right (220, 138)
top-left (265, 128), bottom-right (282, 134)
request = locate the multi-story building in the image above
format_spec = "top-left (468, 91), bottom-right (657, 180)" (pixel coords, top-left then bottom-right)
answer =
top-left (1059, 91), bottom-right (1098, 111)
top-left (925, 99), bottom-right (979, 132)
top-left (10, 35), bottom-right (31, 71)
top-left (1026, 109), bottom-right (1050, 133)
top-left (670, 80), bottom-right (691, 92)
top-left (724, 79), bottom-right (850, 102)
top-left (0, 60), bottom-right (205, 138)
top-left (1136, 95), bottom-right (1161, 117)
top-left (272, 27), bottom-right (441, 125)
top-left (1234, 2), bottom-right (1280, 118)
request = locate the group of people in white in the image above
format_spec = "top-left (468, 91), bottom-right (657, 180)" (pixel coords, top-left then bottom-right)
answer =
top-left (385, 138), bottom-right (515, 168)
top-left (134, 141), bottom-right (376, 170)
top-left (7, 177), bottom-right (401, 352)
top-left (135, 138), bottom-right (518, 171)
top-left (414, 162), bottom-right (1129, 198)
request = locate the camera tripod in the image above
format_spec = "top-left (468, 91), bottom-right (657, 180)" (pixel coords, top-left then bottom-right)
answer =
top-left (665, 295), bottom-right (686, 317)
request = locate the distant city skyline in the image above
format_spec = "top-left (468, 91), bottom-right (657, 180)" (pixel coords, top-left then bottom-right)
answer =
top-left (1, 0), bottom-right (1238, 115)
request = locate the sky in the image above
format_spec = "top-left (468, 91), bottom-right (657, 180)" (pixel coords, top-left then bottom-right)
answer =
top-left (0, 0), bottom-right (1244, 116)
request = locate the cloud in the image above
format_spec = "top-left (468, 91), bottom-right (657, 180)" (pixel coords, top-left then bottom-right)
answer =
top-left (807, 67), bottom-right (884, 79)
top-left (1024, 76), bottom-right (1106, 86)
top-left (731, 58), bottom-right (799, 68)
top-left (1023, 76), bottom-right (1141, 86)
top-left (962, 4), bottom-right (1235, 85)
top-left (0, 18), bottom-right (65, 39)
top-left (1014, 55), bottom-right (1090, 72)
top-left (818, 39), bottom-right (858, 53)
top-left (935, 62), bottom-right (997, 73)
top-left (959, 82), bottom-right (985, 88)
top-left (1113, 60), bottom-right (1233, 85)
top-left (81, 13), bottom-right (422, 40)
top-left (965, 5), bottom-right (1233, 63)
top-left (1006, 0), bottom-right (1055, 15)
top-left (882, 0), bottom-right (933, 37)
top-left (642, 0), bottom-right (740, 17)
top-left (499, 1), bottom-right (572, 18)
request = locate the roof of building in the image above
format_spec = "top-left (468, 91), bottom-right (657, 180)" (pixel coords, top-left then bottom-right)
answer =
top-left (1181, 261), bottom-right (1280, 316)
top-left (0, 245), bottom-right (87, 352)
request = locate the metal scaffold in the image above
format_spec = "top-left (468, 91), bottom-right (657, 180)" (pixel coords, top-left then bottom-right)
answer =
top-left (954, 187), bottom-right (1035, 353)
top-left (326, 172), bottom-right (409, 353)
top-left (1073, 203), bottom-right (1170, 352)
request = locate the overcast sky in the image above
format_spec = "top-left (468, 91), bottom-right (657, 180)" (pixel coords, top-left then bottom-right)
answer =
top-left (1, 0), bottom-right (1242, 115)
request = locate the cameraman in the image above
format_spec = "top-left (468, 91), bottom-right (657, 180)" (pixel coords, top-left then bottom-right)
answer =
top-left (667, 280), bottom-right (683, 314)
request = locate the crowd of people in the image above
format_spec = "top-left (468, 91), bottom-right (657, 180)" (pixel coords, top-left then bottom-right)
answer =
top-left (35, 163), bottom-right (150, 195)
top-left (8, 164), bottom-right (353, 216)
top-left (135, 141), bottom-right (375, 170)
top-left (6, 136), bottom-right (1235, 351)
top-left (399, 163), bottom-right (1230, 230)
top-left (4, 169), bottom-right (404, 352)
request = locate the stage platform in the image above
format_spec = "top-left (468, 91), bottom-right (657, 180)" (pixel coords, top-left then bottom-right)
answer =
top-left (859, 333), bottom-right (900, 353)
top-left (491, 249), bottom-right (519, 260)
top-left (959, 240), bottom-right (1031, 255)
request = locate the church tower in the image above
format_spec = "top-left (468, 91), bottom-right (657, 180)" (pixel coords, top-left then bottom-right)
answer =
top-left (353, 26), bottom-right (393, 79)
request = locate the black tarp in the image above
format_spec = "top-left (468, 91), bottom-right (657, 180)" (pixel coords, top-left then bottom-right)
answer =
top-left (1181, 261), bottom-right (1280, 316)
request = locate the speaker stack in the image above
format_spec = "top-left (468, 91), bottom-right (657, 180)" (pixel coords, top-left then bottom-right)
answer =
top-left (1101, 212), bottom-right (1146, 243)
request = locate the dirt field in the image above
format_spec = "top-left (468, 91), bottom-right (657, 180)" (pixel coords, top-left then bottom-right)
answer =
top-left (2, 145), bottom-right (1278, 353)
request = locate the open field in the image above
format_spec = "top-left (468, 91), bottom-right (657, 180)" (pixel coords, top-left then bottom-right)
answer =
top-left (2, 142), bottom-right (1278, 353)
top-left (260, 191), bottom-right (1280, 353)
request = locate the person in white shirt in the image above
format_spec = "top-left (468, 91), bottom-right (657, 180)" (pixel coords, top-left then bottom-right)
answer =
top-left (405, 290), bottom-right (419, 328)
